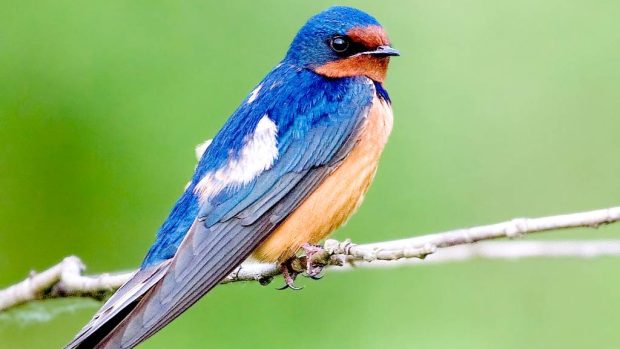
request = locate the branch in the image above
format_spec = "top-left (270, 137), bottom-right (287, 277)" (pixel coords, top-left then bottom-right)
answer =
top-left (1, 206), bottom-right (619, 313)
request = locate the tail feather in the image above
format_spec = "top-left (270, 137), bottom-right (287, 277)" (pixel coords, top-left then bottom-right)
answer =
top-left (64, 261), bottom-right (171, 349)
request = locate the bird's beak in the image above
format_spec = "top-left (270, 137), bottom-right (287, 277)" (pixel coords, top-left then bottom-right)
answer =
top-left (360, 45), bottom-right (401, 57)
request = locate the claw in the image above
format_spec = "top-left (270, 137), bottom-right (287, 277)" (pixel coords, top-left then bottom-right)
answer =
top-left (301, 243), bottom-right (326, 280)
top-left (277, 258), bottom-right (304, 291)
top-left (307, 273), bottom-right (323, 280)
top-left (277, 283), bottom-right (304, 291)
top-left (275, 244), bottom-right (329, 290)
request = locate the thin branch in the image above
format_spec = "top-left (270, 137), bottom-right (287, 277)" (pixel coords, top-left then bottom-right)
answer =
top-left (324, 206), bottom-right (620, 261)
top-left (335, 240), bottom-right (620, 270)
top-left (1, 206), bottom-right (619, 313)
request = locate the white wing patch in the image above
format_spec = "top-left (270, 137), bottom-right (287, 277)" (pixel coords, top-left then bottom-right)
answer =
top-left (195, 139), bottom-right (213, 160)
top-left (183, 139), bottom-right (213, 190)
top-left (194, 115), bottom-right (278, 202)
top-left (247, 84), bottom-right (262, 104)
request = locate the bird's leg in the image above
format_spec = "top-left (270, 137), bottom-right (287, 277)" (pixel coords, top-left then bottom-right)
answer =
top-left (277, 243), bottom-right (330, 289)
top-left (301, 243), bottom-right (327, 280)
top-left (277, 257), bottom-right (303, 291)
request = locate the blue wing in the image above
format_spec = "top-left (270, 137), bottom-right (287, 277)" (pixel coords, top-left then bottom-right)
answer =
top-left (141, 63), bottom-right (374, 266)
top-left (66, 64), bottom-right (375, 349)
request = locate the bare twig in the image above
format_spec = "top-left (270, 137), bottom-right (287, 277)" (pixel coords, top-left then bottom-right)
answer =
top-left (1, 206), bottom-right (619, 312)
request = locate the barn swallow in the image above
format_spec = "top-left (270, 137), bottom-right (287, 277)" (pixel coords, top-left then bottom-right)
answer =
top-left (66, 6), bottom-right (399, 348)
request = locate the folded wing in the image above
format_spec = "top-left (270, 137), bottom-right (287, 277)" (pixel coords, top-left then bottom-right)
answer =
top-left (66, 71), bottom-right (375, 349)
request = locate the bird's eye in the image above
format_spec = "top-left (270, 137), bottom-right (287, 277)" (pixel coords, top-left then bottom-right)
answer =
top-left (329, 36), bottom-right (350, 53)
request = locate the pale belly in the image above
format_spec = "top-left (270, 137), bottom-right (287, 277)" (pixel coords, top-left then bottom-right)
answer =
top-left (252, 95), bottom-right (393, 262)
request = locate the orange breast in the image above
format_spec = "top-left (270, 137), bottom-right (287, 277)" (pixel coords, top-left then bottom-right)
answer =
top-left (251, 95), bottom-right (393, 263)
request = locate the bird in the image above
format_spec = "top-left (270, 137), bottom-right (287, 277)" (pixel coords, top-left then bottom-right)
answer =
top-left (66, 6), bottom-right (399, 348)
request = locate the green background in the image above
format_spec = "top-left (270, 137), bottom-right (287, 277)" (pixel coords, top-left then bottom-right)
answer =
top-left (1, 1), bottom-right (619, 348)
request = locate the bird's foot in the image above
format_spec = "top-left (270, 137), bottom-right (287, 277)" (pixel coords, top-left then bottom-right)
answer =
top-left (277, 258), bottom-right (304, 291)
top-left (301, 243), bottom-right (327, 280)
top-left (276, 244), bottom-right (334, 290)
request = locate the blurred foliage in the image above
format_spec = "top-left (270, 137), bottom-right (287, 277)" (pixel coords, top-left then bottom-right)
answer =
top-left (1, 1), bottom-right (619, 348)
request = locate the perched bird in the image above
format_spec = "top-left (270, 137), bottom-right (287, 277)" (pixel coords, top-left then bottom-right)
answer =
top-left (66, 6), bottom-right (399, 349)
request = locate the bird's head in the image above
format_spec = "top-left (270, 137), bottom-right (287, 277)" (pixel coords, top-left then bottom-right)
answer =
top-left (285, 6), bottom-right (399, 83)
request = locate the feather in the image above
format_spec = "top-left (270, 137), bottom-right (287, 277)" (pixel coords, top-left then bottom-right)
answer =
top-left (65, 261), bottom-right (170, 349)
top-left (66, 65), bottom-right (376, 348)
